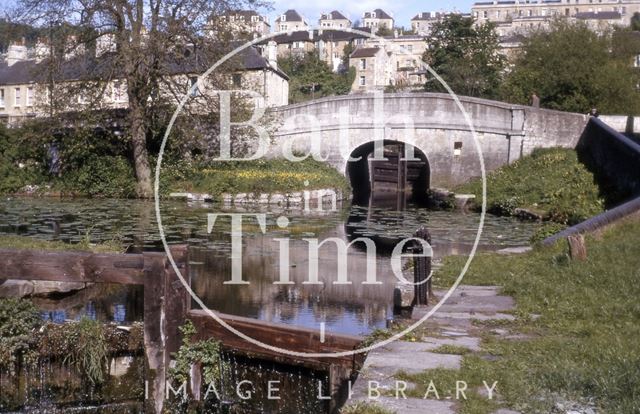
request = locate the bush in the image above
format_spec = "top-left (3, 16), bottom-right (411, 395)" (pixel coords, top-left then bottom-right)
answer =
top-left (457, 148), bottom-right (604, 224)
top-left (529, 222), bottom-right (568, 244)
top-left (0, 298), bottom-right (41, 373)
top-left (56, 155), bottom-right (137, 198)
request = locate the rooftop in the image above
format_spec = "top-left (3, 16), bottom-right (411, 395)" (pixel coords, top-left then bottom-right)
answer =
top-left (363, 9), bottom-right (393, 20)
top-left (350, 47), bottom-right (380, 58)
top-left (320, 11), bottom-right (349, 21)
top-left (275, 9), bottom-right (304, 23)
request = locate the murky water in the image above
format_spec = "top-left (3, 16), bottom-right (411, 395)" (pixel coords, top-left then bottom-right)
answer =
top-left (0, 197), bottom-right (539, 335)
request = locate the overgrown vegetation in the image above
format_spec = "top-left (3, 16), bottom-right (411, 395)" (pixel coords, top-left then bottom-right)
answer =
top-left (340, 402), bottom-right (396, 414)
top-left (424, 217), bottom-right (640, 413)
top-left (423, 14), bottom-right (506, 99)
top-left (63, 318), bottom-right (109, 385)
top-left (0, 298), bottom-right (41, 373)
top-left (278, 51), bottom-right (356, 104)
top-left (169, 321), bottom-right (225, 387)
top-left (171, 157), bottom-right (350, 196)
top-left (456, 148), bottom-right (605, 225)
top-left (0, 123), bottom-right (349, 198)
top-left (502, 19), bottom-right (640, 114)
top-left (0, 234), bottom-right (124, 253)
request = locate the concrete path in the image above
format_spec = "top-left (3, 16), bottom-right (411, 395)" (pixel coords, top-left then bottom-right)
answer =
top-left (346, 285), bottom-right (520, 414)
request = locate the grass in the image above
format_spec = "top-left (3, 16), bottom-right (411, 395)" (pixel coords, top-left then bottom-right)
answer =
top-left (0, 234), bottom-right (123, 253)
top-left (456, 148), bottom-right (605, 225)
top-left (340, 402), bottom-right (396, 414)
top-left (420, 216), bottom-right (640, 413)
top-left (170, 157), bottom-right (350, 197)
top-left (430, 345), bottom-right (473, 355)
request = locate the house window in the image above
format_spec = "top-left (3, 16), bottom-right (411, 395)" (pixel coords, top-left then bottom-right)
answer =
top-left (26, 87), bottom-right (34, 106)
top-left (360, 58), bottom-right (367, 70)
top-left (634, 54), bottom-right (640, 68)
top-left (189, 77), bottom-right (200, 97)
top-left (113, 81), bottom-right (126, 102)
top-left (14, 88), bottom-right (20, 106)
top-left (359, 75), bottom-right (366, 86)
top-left (483, 11), bottom-right (488, 18)
top-left (0, 89), bottom-right (4, 108)
top-left (407, 44), bottom-right (413, 52)
top-left (454, 141), bottom-right (463, 156)
top-left (281, 14), bottom-right (286, 21)
top-left (232, 73), bottom-right (242, 87)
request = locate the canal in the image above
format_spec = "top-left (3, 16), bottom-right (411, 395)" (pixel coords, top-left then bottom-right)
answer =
top-left (0, 197), bottom-right (540, 336)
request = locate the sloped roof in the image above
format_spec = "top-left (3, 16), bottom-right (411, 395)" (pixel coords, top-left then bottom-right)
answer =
top-left (320, 11), bottom-right (349, 21)
top-left (350, 47), bottom-right (380, 58)
top-left (363, 9), bottom-right (393, 20)
top-left (575, 11), bottom-right (621, 20)
top-left (411, 12), bottom-right (444, 21)
top-left (263, 28), bottom-right (372, 44)
top-left (0, 45), bottom-right (287, 86)
top-left (275, 9), bottom-right (304, 23)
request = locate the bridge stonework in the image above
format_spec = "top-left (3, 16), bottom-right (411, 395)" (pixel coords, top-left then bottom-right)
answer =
top-left (269, 93), bottom-right (588, 189)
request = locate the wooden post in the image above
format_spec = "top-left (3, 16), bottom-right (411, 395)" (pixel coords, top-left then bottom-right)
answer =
top-left (413, 227), bottom-right (432, 306)
top-left (567, 234), bottom-right (587, 261)
top-left (143, 253), bottom-right (168, 414)
top-left (143, 245), bottom-right (190, 413)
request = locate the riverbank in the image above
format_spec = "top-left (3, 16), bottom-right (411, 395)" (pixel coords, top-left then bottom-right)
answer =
top-left (349, 215), bottom-right (639, 413)
top-left (456, 148), bottom-right (607, 225)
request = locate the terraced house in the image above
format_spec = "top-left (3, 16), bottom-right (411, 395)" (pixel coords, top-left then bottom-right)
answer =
top-left (472, 0), bottom-right (640, 36)
top-left (0, 38), bottom-right (289, 126)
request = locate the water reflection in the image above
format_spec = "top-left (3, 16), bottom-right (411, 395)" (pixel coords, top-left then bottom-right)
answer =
top-left (0, 197), bottom-right (540, 334)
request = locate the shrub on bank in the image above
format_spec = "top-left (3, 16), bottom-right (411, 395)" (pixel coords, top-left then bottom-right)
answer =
top-left (456, 148), bottom-right (605, 225)
top-left (168, 157), bottom-right (351, 197)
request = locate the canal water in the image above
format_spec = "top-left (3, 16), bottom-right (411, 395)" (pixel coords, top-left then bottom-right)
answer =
top-left (0, 197), bottom-right (540, 336)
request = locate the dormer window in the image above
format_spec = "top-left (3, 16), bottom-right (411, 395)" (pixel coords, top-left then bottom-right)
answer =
top-left (281, 14), bottom-right (286, 21)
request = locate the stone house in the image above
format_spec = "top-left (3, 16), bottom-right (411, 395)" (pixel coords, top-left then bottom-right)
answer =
top-left (264, 29), bottom-right (371, 72)
top-left (274, 10), bottom-right (309, 32)
top-left (472, 0), bottom-right (639, 37)
top-left (362, 9), bottom-right (395, 31)
top-left (214, 10), bottom-right (271, 36)
top-left (349, 46), bottom-right (392, 92)
top-left (411, 12), bottom-right (446, 35)
top-left (0, 40), bottom-right (289, 126)
top-left (319, 11), bottom-right (352, 28)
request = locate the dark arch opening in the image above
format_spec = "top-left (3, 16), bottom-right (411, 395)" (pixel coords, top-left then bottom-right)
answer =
top-left (346, 140), bottom-right (430, 206)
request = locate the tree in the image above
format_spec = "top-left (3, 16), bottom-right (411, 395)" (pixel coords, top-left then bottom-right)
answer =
top-left (376, 26), bottom-right (393, 37)
top-left (12, 0), bottom-right (264, 197)
top-left (422, 14), bottom-right (505, 99)
top-left (278, 52), bottom-right (354, 103)
top-left (501, 20), bottom-right (640, 114)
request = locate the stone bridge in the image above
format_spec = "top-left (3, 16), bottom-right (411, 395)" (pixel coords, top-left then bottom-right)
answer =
top-left (269, 93), bottom-right (588, 192)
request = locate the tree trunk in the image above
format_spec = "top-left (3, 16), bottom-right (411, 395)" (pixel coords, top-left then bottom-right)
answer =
top-left (129, 99), bottom-right (153, 198)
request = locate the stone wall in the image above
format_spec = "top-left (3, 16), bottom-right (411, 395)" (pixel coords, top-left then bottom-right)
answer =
top-left (577, 117), bottom-right (640, 201)
top-left (270, 93), bottom-right (588, 188)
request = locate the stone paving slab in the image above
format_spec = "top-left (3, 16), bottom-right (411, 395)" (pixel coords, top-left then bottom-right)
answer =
top-left (346, 285), bottom-right (518, 413)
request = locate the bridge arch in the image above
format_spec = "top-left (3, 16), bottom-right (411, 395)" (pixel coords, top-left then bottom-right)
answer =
top-left (346, 140), bottom-right (430, 205)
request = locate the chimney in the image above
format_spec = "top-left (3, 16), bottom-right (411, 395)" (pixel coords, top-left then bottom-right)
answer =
top-left (34, 38), bottom-right (49, 62)
top-left (394, 29), bottom-right (398, 38)
top-left (267, 40), bottom-right (278, 70)
top-left (96, 33), bottom-right (116, 57)
top-left (6, 42), bottom-right (28, 66)
top-left (64, 35), bottom-right (86, 60)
